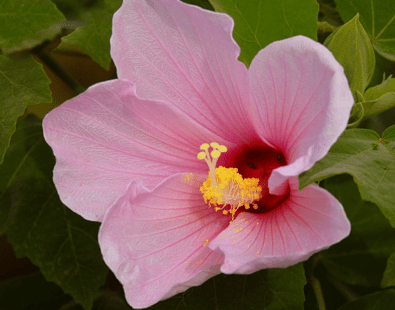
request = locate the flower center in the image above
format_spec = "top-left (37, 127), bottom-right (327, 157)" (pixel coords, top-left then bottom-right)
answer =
top-left (197, 142), bottom-right (262, 222)
top-left (226, 143), bottom-right (289, 213)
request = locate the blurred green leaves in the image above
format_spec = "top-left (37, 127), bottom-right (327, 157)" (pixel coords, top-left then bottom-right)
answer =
top-left (0, 55), bottom-right (51, 164)
top-left (0, 272), bottom-right (72, 310)
top-left (382, 253), bottom-right (395, 288)
top-left (208, 0), bottom-right (319, 66)
top-left (0, 116), bottom-right (108, 310)
top-left (299, 126), bottom-right (395, 228)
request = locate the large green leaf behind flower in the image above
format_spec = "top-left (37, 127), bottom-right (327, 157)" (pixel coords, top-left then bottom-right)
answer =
top-left (0, 116), bottom-right (108, 310)
top-left (0, 55), bottom-right (51, 164)
top-left (300, 126), bottom-right (395, 228)
top-left (208, 0), bottom-right (319, 66)
top-left (321, 175), bottom-right (395, 287)
top-left (148, 264), bottom-right (306, 310)
top-left (338, 290), bottom-right (395, 310)
top-left (57, 0), bottom-right (122, 70)
top-left (335, 0), bottom-right (395, 61)
top-left (0, 0), bottom-right (65, 49)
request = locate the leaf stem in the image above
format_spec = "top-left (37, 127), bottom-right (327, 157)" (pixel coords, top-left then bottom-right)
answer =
top-left (33, 49), bottom-right (86, 95)
top-left (311, 276), bottom-right (327, 310)
top-left (327, 276), bottom-right (359, 302)
top-left (305, 255), bottom-right (326, 310)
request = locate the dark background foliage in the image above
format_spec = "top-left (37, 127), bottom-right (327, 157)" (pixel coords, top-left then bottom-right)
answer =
top-left (1, 0), bottom-right (395, 309)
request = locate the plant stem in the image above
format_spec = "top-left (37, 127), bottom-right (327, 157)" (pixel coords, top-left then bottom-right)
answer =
top-left (311, 276), bottom-right (327, 310)
top-left (34, 49), bottom-right (86, 95)
top-left (327, 276), bottom-right (359, 302)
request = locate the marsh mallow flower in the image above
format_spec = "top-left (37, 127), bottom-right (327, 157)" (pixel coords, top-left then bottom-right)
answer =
top-left (43, 0), bottom-right (354, 308)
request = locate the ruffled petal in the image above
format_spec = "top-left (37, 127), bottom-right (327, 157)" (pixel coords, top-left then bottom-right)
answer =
top-left (209, 178), bottom-right (350, 274)
top-left (111, 0), bottom-right (256, 143)
top-left (43, 80), bottom-right (227, 221)
top-left (248, 36), bottom-right (353, 193)
top-left (99, 174), bottom-right (230, 309)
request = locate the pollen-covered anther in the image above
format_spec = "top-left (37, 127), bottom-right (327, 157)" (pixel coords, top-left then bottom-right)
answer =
top-left (197, 142), bottom-right (262, 222)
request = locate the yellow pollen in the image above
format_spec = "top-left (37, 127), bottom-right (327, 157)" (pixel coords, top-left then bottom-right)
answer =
top-left (203, 239), bottom-right (209, 246)
top-left (183, 172), bottom-right (194, 182)
top-left (197, 152), bottom-right (206, 160)
top-left (218, 145), bottom-right (227, 152)
top-left (211, 150), bottom-right (221, 158)
top-left (196, 142), bottom-right (262, 222)
top-left (200, 143), bottom-right (210, 150)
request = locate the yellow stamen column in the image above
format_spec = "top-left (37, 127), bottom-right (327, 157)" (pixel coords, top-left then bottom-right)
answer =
top-left (197, 143), bottom-right (262, 222)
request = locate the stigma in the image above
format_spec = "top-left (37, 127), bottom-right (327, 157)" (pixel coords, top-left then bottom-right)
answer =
top-left (197, 142), bottom-right (262, 221)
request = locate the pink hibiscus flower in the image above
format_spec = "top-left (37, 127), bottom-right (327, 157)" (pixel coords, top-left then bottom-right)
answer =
top-left (43, 0), bottom-right (353, 308)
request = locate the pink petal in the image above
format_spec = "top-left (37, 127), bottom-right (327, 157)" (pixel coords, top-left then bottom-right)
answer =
top-left (209, 177), bottom-right (350, 274)
top-left (248, 36), bottom-right (354, 193)
top-left (111, 0), bottom-right (257, 144)
top-left (43, 80), bottom-right (227, 221)
top-left (99, 173), bottom-right (230, 309)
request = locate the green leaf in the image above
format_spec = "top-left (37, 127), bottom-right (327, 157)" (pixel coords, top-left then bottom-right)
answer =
top-left (148, 264), bottom-right (306, 310)
top-left (0, 115), bottom-right (108, 310)
top-left (1, 24), bottom-right (62, 55)
top-left (299, 127), bottom-right (395, 228)
top-left (362, 75), bottom-right (395, 121)
top-left (324, 14), bottom-right (375, 96)
top-left (320, 175), bottom-right (395, 286)
top-left (383, 124), bottom-right (395, 139)
top-left (318, 21), bottom-right (338, 33)
top-left (0, 55), bottom-right (51, 164)
top-left (0, 0), bottom-right (65, 49)
top-left (208, 0), bottom-right (319, 67)
top-left (335, 0), bottom-right (395, 62)
top-left (382, 252), bottom-right (395, 288)
top-left (337, 290), bottom-right (395, 310)
top-left (57, 0), bottom-right (122, 70)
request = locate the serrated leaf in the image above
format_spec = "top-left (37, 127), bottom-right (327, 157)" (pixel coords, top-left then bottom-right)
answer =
top-left (0, 0), bottom-right (65, 49)
top-left (324, 14), bottom-right (375, 96)
top-left (320, 175), bottom-right (395, 287)
top-left (147, 263), bottom-right (306, 310)
top-left (299, 127), bottom-right (395, 228)
top-left (1, 24), bottom-right (62, 55)
top-left (58, 0), bottom-right (121, 70)
top-left (0, 115), bottom-right (108, 310)
top-left (362, 75), bottom-right (395, 120)
top-left (335, 0), bottom-right (395, 62)
top-left (208, 0), bottom-right (319, 67)
top-left (337, 290), bottom-right (395, 310)
top-left (0, 55), bottom-right (51, 164)
top-left (382, 253), bottom-right (395, 288)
